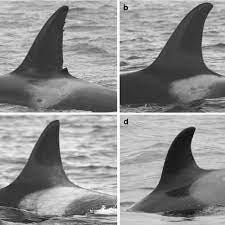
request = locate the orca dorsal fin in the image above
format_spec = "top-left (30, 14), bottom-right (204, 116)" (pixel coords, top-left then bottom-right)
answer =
top-left (148, 3), bottom-right (215, 79)
top-left (14, 6), bottom-right (68, 75)
top-left (10, 120), bottom-right (73, 189)
top-left (155, 127), bottom-right (207, 192)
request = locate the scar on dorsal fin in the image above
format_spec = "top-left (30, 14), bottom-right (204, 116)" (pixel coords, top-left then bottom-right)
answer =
top-left (154, 127), bottom-right (209, 192)
top-left (147, 3), bottom-right (217, 79)
top-left (8, 121), bottom-right (73, 190)
top-left (13, 6), bottom-right (69, 75)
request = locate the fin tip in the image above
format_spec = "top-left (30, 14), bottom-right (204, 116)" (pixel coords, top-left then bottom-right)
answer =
top-left (198, 2), bottom-right (213, 15)
top-left (59, 5), bottom-right (69, 14)
top-left (13, 5), bottom-right (69, 75)
top-left (183, 127), bottom-right (196, 134)
top-left (47, 120), bottom-right (60, 130)
top-left (148, 2), bottom-right (213, 76)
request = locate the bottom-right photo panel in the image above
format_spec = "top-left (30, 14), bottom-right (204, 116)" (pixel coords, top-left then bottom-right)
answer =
top-left (121, 115), bottom-right (225, 225)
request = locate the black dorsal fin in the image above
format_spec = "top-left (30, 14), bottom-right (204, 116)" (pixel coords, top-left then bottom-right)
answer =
top-left (147, 3), bottom-right (215, 79)
top-left (10, 120), bottom-right (73, 189)
top-left (14, 6), bottom-right (68, 75)
top-left (155, 127), bottom-right (207, 192)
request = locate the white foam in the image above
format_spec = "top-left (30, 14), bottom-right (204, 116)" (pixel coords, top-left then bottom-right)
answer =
top-left (169, 74), bottom-right (225, 103)
top-left (90, 205), bottom-right (117, 215)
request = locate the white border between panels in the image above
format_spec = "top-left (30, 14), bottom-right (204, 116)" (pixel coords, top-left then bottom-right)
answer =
top-left (120, 112), bottom-right (225, 116)
top-left (0, 112), bottom-right (117, 116)
top-left (117, 0), bottom-right (120, 225)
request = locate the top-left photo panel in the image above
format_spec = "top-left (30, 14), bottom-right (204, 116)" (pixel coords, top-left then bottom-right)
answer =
top-left (0, 0), bottom-right (117, 112)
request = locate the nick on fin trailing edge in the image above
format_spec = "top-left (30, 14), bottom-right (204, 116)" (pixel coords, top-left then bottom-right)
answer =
top-left (0, 6), bottom-right (116, 112)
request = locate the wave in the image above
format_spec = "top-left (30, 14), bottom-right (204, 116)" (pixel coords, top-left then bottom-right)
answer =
top-left (64, 155), bottom-right (89, 161)
top-left (127, 56), bottom-right (141, 60)
top-left (69, 43), bottom-right (110, 56)
top-left (120, 61), bottom-right (129, 66)
top-left (70, 7), bottom-right (88, 12)
top-left (0, 206), bottom-right (47, 223)
top-left (203, 43), bottom-right (225, 49)
top-left (76, 165), bottom-right (116, 170)
top-left (67, 25), bottom-right (106, 31)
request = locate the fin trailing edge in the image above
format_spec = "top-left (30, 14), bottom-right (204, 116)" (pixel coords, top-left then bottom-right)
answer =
top-left (154, 127), bottom-right (208, 192)
top-left (9, 120), bottom-right (72, 189)
top-left (14, 6), bottom-right (69, 76)
top-left (147, 3), bottom-right (215, 78)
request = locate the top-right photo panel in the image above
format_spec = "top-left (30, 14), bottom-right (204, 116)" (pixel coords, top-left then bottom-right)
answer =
top-left (120, 0), bottom-right (225, 112)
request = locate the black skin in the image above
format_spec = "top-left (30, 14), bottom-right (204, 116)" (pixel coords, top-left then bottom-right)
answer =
top-left (120, 68), bottom-right (174, 105)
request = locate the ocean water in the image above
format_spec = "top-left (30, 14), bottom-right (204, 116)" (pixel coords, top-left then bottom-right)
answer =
top-left (0, 115), bottom-right (116, 224)
top-left (120, 0), bottom-right (225, 112)
top-left (0, 0), bottom-right (116, 112)
top-left (121, 115), bottom-right (225, 225)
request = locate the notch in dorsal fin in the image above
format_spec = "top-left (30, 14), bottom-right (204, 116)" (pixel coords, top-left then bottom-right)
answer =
top-left (155, 127), bottom-right (207, 192)
top-left (14, 6), bottom-right (69, 75)
top-left (148, 3), bottom-right (215, 79)
top-left (10, 120), bottom-right (73, 189)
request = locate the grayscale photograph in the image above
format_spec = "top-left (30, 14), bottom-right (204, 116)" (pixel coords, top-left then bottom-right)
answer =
top-left (121, 115), bottom-right (225, 225)
top-left (120, 0), bottom-right (225, 112)
top-left (0, 0), bottom-right (116, 112)
top-left (0, 116), bottom-right (116, 224)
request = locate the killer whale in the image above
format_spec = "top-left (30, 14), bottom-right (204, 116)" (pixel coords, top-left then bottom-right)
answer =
top-left (130, 127), bottom-right (225, 214)
top-left (0, 6), bottom-right (116, 112)
top-left (0, 120), bottom-right (116, 217)
top-left (120, 3), bottom-right (225, 106)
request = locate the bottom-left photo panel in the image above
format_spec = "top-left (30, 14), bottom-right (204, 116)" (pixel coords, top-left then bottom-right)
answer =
top-left (0, 115), bottom-right (117, 225)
